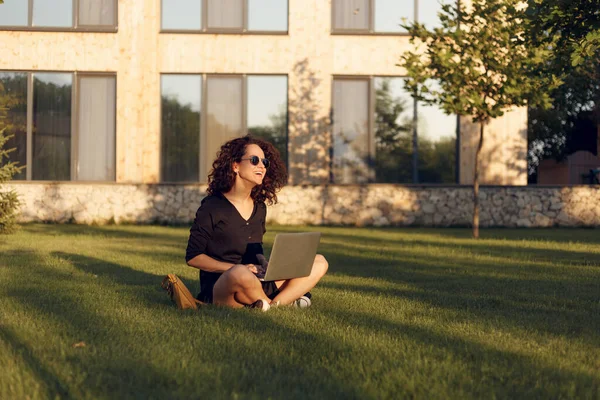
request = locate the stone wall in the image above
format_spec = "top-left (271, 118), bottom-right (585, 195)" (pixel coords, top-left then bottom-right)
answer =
top-left (6, 183), bottom-right (600, 227)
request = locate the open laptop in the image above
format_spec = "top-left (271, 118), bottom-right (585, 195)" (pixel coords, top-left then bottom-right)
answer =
top-left (256, 232), bottom-right (321, 281)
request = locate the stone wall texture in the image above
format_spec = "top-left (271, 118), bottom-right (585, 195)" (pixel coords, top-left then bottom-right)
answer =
top-left (6, 183), bottom-right (600, 227)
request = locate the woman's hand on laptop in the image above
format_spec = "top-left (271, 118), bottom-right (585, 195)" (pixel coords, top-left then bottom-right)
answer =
top-left (256, 254), bottom-right (269, 274)
top-left (232, 264), bottom-right (259, 274)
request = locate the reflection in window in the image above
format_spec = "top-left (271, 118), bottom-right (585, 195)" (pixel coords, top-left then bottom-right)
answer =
top-left (161, 0), bottom-right (202, 30)
top-left (1, 0), bottom-right (117, 29)
top-left (419, 0), bottom-right (446, 29)
top-left (332, 0), bottom-right (369, 31)
top-left (332, 77), bottom-right (457, 184)
top-left (374, 0), bottom-right (413, 32)
top-left (207, 0), bottom-right (243, 30)
top-left (248, 0), bottom-right (288, 31)
top-left (77, 76), bottom-right (116, 181)
top-left (0, 0), bottom-right (28, 26)
top-left (0, 72), bottom-right (28, 180)
top-left (374, 78), bottom-right (414, 183)
top-left (33, 0), bottom-right (73, 28)
top-left (206, 76), bottom-right (244, 174)
top-left (161, 0), bottom-right (287, 32)
top-left (79, 0), bottom-right (116, 26)
top-left (32, 73), bottom-right (72, 180)
top-left (247, 76), bottom-right (288, 165)
top-left (417, 81), bottom-right (456, 183)
top-left (161, 75), bottom-right (201, 182)
top-left (332, 79), bottom-right (370, 184)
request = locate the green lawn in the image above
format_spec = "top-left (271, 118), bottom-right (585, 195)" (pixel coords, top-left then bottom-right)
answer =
top-left (1, 224), bottom-right (599, 399)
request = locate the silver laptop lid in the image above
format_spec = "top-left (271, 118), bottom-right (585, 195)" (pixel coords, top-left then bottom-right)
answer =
top-left (263, 232), bottom-right (321, 281)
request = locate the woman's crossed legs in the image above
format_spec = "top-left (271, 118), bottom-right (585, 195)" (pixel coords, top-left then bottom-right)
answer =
top-left (212, 254), bottom-right (328, 308)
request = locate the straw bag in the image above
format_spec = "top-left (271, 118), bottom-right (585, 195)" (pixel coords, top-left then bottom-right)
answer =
top-left (161, 274), bottom-right (204, 310)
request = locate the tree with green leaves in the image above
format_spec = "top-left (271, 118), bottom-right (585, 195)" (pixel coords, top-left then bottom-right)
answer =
top-left (526, 0), bottom-right (600, 177)
top-left (400, 0), bottom-right (557, 238)
top-left (0, 85), bottom-right (24, 234)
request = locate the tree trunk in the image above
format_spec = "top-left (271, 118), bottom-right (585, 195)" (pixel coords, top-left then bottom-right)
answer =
top-left (473, 121), bottom-right (485, 238)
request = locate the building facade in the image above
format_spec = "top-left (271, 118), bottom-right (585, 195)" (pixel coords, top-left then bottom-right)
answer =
top-left (2, 0), bottom-right (574, 227)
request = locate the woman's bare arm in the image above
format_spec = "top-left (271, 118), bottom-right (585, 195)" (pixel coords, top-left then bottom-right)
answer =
top-left (187, 254), bottom-right (257, 273)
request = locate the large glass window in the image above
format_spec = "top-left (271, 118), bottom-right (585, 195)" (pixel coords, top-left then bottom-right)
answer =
top-left (332, 0), bottom-right (446, 33)
top-left (161, 0), bottom-right (288, 32)
top-left (332, 77), bottom-right (456, 184)
top-left (0, 71), bottom-right (117, 181)
top-left (77, 76), bottom-right (116, 181)
top-left (206, 76), bottom-right (244, 175)
top-left (0, 0), bottom-right (117, 30)
top-left (161, 0), bottom-right (202, 31)
top-left (374, 77), bottom-right (414, 183)
top-left (247, 76), bottom-right (288, 163)
top-left (161, 75), bottom-right (202, 182)
top-left (417, 81), bottom-right (457, 183)
top-left (0, 0), bottom-right (28, 27)
top-left (0, 72), bottom-right (28, 180)
top-left (32, 73), bottom-right (73, 180)
top-left (248, 0), bottom-right (288, 32)
top-left (160, 74), bottom-right (288, 182)
top-left (332, 79), bottom-right (370, 184)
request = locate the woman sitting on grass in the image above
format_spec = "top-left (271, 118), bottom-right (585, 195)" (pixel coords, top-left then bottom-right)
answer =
top-left (185, 135), bottom-right (328, 311)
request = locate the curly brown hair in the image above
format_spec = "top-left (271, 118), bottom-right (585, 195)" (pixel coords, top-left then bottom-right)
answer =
top-left (206, 135), bottom-right (288, 205)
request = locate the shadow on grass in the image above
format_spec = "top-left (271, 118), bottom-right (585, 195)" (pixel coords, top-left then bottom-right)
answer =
top-left (3, 226), bottom-right (600, 398)
top-left (0, 325), bottom-right (70, 399)
top-left (1, 250), bottom-right (369, 398)
top-left (318, 305), bottom-right (600, 398)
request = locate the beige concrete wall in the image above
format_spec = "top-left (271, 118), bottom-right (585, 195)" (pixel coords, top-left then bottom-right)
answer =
top-left (459, 107), bottom-right (528, 185)
top-left (0, 0), bottom-right (527, 186)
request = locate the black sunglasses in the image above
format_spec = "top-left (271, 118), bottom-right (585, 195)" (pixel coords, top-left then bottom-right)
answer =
top-left (240, 155), bottom-right (270, 168)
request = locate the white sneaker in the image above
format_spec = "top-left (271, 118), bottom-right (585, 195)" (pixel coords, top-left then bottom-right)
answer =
top-left (292, 295), bottom-right (311, 309)
top-left (246, 299), bottom-right (270, 312)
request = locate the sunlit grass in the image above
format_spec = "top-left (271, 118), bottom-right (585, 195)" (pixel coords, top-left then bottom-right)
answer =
top-left (1, 224), bottom-right (599, 399)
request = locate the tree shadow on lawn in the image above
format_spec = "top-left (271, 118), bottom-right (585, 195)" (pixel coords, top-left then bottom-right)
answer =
top-left (318, 243), bottom-right (600, 342)
top-left (3, 248), bottom-right (599, 398)
top-left (302, 226), bottom-right (600, 245)
top-left (20, 223), bottom-right (187, 248)
top-left (316, 231), bottom-right (600, 268)
top-left (0, 325), bottom-right (71, 399)
top-left (1, 251), bottom-right (373, 398)
top-left (317, 305), bottom-right (600, 398)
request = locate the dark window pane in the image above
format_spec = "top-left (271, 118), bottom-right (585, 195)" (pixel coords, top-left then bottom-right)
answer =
top-left (333, 0), bottom-right (369, 31)
top-left (32, 73), bottom-right (72, 180)
top-left (207, 0), bottom-right (243, 30)
top-left (161, 0), bottom-right (201, 30)
top-left (206, 76), bottom-right (243, 175)
top-left (79, 0), bottom-right (116, 26)
top-left (0, 72), bottom-right (28, 180)
top-left (77, 76), bottom-right (116, 181)
top-left (33, 0), bottom-right (73, 27)
top-left (419, 0), bottom-right (446, 30)
top-left (247, 75), bottom-right (288, 166)
top-left (161, 75), bottom-right (201, 182)
top-left (248, 0), bottom-right (288, 31)
top-left (374, 0), bottom-right (412, 32)
top-left (332, 79), bottom-right (370, 183)
top-left (374, 77), bottom-right (414, 183)
top-left (0, 0), bottom-right (28, 26)
top-left (417, 81), bottom-right (457, 183)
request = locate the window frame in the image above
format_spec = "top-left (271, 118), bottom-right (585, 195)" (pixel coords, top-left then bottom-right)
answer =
top-left (0, 0), bottom-right (118, 32)
top-left (331, 75), bottom-right (459, 184)
top-left (331, 0), bottom-right (431, 35)
top-left (0, 70), bottom-right (117, 182)
top-left (159, 73), bottom-right (289, 184)
top-left (160, 0), bottom-right (289, 35)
